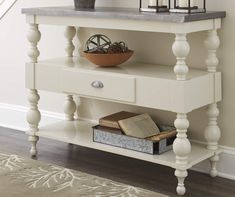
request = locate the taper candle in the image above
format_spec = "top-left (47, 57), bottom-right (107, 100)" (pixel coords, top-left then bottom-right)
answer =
top-left (178, 0), bottom-right (195, 7)
top-left (149, 0), bottom-right (164, 6)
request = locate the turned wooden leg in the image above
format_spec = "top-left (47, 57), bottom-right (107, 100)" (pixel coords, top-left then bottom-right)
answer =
top-left (27, 89), bottom-right (41, 157)
top-left (28, 135), bottom-right (39, 157)
top-left (27, 24), bottom-right (41, 63)
top-left (64, 26), bottom-right (77, 121)
top-left (27, 23), bottom-right (41, 157)
top-left (64, 26), bottom-right (76, 57)
top-left (173, 113), bottom-right (191, 195)
top-left (204, 29), bottom-right (221, 177)
top-left (205, 30), bottom-right (220, 73)
top-left (204, 103), bottom-right (221, 177)
top-left (64, 95), bottom-right (76, 121)
top-left (76, 27), bottom-right (83, 57)
top-left (209, 153), bottom-right (220, 178)
top-left (172, 33), bottom-right (191, 195)
top-left (172, 33), bottom-right (190, 80)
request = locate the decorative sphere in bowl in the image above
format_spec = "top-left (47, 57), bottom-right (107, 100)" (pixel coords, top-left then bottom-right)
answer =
top-left (83, 50), bottom-right (134, 67)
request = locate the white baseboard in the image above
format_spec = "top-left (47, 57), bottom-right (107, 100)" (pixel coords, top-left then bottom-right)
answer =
top-left (0, 102), bottom-right (64, 131)
top-left (191, 140), bottom-right (235, 180)
top-left (0, 102), bottom-right (235, 180)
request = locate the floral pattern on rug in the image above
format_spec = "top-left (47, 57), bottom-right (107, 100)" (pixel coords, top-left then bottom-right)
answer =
top-left (0, 153), bottom-right (167, 197)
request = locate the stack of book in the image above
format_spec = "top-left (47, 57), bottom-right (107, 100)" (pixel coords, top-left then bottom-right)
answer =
top-left (93, 111), bottom-right (177, 155)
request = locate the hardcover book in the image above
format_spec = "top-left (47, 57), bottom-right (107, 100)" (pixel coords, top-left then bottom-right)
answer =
top-left (147, 130), bottom-right (177, 142)
top-left (93, 125), bottom-right (123, 135)
top-left (99, 111), bottom-right (138, 129)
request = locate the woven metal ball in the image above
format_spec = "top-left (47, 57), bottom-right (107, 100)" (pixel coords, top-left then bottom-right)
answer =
top-left (86, 34), bottom-right (111, 53)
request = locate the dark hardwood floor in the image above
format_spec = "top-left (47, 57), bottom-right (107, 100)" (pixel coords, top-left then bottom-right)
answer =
top-left (0, 126), bottom-right (235, 197)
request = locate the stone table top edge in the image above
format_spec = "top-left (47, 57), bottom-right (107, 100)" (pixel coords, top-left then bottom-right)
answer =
top-left (21, 7), bottom-right (226, 23)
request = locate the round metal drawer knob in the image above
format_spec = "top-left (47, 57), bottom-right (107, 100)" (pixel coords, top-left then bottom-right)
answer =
top-left (91, 81), bottom-right (104, 88)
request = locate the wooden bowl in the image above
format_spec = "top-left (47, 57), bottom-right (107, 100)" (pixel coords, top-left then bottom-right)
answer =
top-left (83, 50), bottom-right (134, 67)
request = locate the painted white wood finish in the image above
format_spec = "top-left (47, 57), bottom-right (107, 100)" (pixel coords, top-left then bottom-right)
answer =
top-left (171, 31), bottom-right (192, 193)
top-left (64, 26), bottom-right (76, 58)
top-left (173, 113), bottom-right (191, 195)
top-left (172, 34), bottom-right (190, 80)
top-left (27, 89), bottom-right (40, 157)
top-left (25, 120), bottom-right (222, 170)
top-left (64, 26), bottom-right (77, 121)
top-left (64, 95), bottom-right (76, 121)
top-left (61, 68), bottom-right (136, 103)
top-left (205, 30), bottom-right (220, 73)
top-left (24, 11), bottom-right (223, 195)
top-left (25, 58), bottom-right (218, 113)
top-left (76, 27), bottom-right (83, 57)
top-left (204, 28), bottom-right (221, 178)
top-left (25, 15), bottom-right (221, 34)
top-left (27, 24), bottom-right (41, 63)
top-left (26, 23), bottom-right (41, 157)
top-left (2, 103), bottom-right (235, 181)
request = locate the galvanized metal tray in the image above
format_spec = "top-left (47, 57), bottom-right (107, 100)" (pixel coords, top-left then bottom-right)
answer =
top-left (93, 125), bottom-right (176, 155)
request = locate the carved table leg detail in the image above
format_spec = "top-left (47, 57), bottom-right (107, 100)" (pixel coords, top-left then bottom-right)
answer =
top-left (28, 135), bottom-right (39, 157)
top-left (27, 24), bottom-right (41, 63)
top-left (175, 169), bottom-right (188, 196)
top-left (205, 28), bottom-right (221, 177)
top-left (210, 154), bottom-right (220, 177)
top-left (205, 30), bottom-right (220, 73)
top-left (27, 89), bottom-right (41, 157)
top-left (64, 27), bottom-right (76, 119)
top-left (76, 27), bottom-right (83, 57)
top-left (204, 103), bottom-right (221, 177)
top-left (65, 26), bottom-right (76, 57)
top-left (64, 95), bottom-right (76, 121)
top-left (172, 33), bottom-right (190, 80)
top-left (27, 23), bottom-right (41, 157)
top-left (173, 113), bottom-right (191, 195)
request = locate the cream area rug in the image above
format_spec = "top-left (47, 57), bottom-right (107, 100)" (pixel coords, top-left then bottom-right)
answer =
top-left (0, 152), bottom-right (168, 197)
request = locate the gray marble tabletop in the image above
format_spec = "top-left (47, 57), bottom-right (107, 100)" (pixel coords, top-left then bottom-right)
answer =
top-left (22, 6), bottom-right (226, 23)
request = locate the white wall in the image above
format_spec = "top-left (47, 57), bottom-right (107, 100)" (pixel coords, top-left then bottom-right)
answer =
top-left (0, 0), bottom-right (113, 112)
top-left (0, 0), bottom-right (235, 178)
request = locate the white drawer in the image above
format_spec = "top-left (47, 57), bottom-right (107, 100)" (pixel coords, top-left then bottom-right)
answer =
top-left (61, 69), bottom-right (136, 103)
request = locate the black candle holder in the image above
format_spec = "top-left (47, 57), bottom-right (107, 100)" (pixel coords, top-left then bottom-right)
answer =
top-left (170, 0), bottom-right (206, 13)
top-left (139, 0), bottom-right (171, 13)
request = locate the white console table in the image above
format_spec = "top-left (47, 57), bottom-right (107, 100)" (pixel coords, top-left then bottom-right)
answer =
top-left (22, 7), bottom-right (225, 195)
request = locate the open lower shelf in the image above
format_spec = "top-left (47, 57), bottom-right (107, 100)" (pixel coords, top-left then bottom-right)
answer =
top-left (26, 120), bottom-right (221, 170)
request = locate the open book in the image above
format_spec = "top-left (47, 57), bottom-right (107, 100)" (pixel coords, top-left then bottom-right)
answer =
top-left (118, 113), bottom-right (160, 139)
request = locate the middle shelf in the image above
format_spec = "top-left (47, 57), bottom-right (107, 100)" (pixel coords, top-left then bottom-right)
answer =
top-left (26, 57), bottom-right (221, 113)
